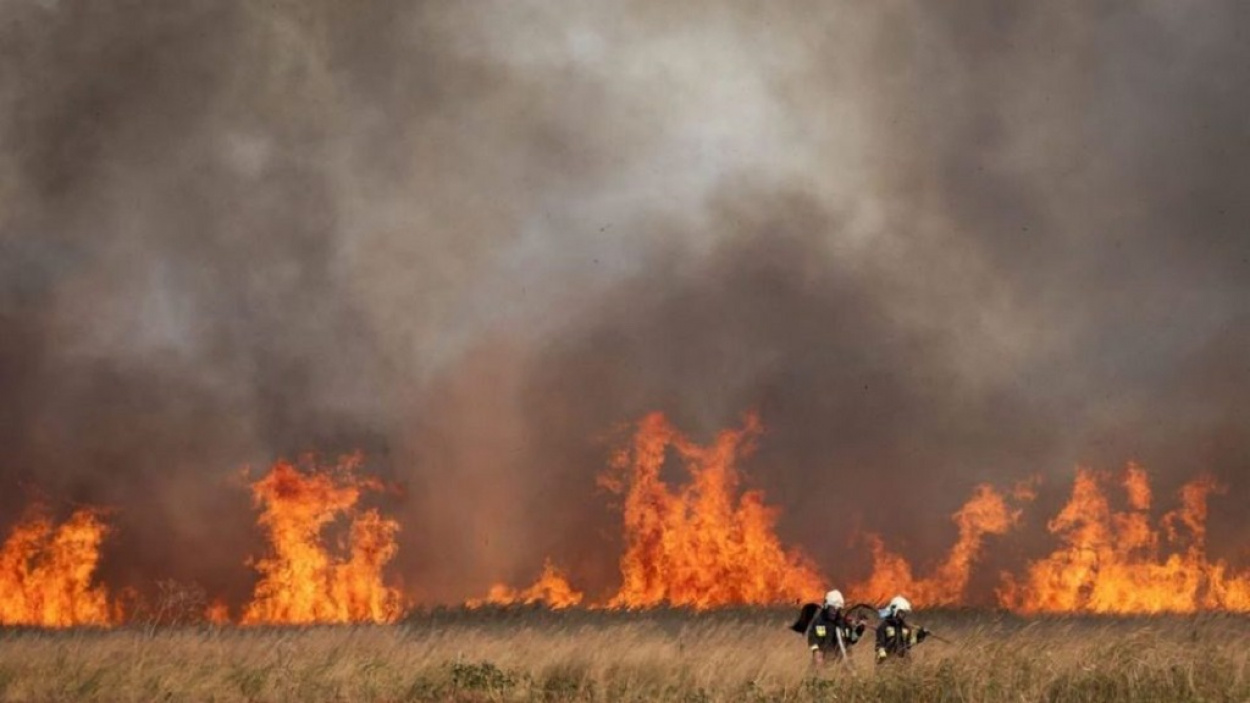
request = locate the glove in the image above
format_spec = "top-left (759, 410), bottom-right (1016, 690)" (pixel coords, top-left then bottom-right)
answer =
top-left (854, 622), bottom-right (866, 637)
top-left (916, 627), bottom-right (929, 643)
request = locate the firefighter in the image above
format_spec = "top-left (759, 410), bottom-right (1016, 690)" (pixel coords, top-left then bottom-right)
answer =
top-left (874, 595), bottom-right (930, 663)
top-left (805, 589), bottom-right (867, 665)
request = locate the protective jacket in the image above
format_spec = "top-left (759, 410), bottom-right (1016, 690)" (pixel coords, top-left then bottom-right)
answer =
top-left (806, 605), bottom-right (865, 656)
top-left (874, 614), bottom-right (927, 662)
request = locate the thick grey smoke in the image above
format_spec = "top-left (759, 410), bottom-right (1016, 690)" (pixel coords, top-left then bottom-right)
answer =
top-left (1, 0), bottom-right (1247, 604)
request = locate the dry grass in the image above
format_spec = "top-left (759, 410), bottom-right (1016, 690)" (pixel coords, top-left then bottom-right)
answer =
top-left (1, 609), bottom-right (1248, 701)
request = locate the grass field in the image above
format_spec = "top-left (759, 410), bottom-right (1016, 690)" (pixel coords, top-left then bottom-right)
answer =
top-left (1, 609), bottom-right (1247, 701)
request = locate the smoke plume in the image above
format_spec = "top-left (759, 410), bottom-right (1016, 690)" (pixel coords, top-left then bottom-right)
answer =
top-left (2, 0), bottom-right (1247, 605)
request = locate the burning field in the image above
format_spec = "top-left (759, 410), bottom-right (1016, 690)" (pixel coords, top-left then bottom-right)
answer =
top-left (4, 0), bottom-right (1250, 700)
top-left (5, 412), bottom-right (1250, 629)
top-left (7, 413), bottom-right (1250, 700)
top-left (5, 420), bottom-right (1250, 702)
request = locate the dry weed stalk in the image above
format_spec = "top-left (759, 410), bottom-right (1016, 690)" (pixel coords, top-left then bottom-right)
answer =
top-left (0, 610), bottom-right (1246, 701)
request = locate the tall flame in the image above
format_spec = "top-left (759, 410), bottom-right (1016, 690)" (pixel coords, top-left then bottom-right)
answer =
top-left (467, 559), bottom-right (585, 609)
top-left (601, 412), bottom-right (823, 609)
top-left (999, 464), bottom-right (1250, 613)
top-left (11, 424), bottom-right (1250, 621)
top-left (853, 483), bottom-right (1030, 605)
top-left (240, 455), bottom-right (403, 624)
top-left (0, 507), bottom-right (118, 627)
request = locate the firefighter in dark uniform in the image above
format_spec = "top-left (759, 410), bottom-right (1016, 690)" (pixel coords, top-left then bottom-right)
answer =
top-left (805, 589), bottom-right (866, 665)
top-left (874, 595), bottom-right (930, 663)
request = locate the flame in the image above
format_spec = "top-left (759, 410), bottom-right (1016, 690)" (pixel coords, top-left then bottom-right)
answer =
top-left (601, 412), bottom-right (823, 609)
top-left (853, 482), bottom-right (1029, 605)
top-left (240, 455), bottom-right (403, 624)
top-left (9, 421), bottom-right (1250, 621)
top-left (205, 599), bottom-right (231, 625)
top-left (999, 464), bottom-right (1250, 613)
top-left (0, 506), bottom-right (118, 627)
top-left (467, 559), bottom-right (585, 609)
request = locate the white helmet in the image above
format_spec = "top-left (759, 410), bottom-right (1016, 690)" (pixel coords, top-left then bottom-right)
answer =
top-left (887, 595), bottom-right (913, 614)
top-left (824, 589), bottom-right (845, 608)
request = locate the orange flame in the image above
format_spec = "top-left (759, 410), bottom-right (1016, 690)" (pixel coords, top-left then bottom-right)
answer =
top-left (467, 559), bottom-right (585, 609)
top-left (853, 482), bottom-right (1030, 605)
top-left (240, 455), bottom-right (403, 624)
top-left (12, 421), bottom-right (1250, 621)
top-left (999, 464), bottom-right (1250, 613)
top-left (205, 599), bottom-right (231, 625)
top-left (601, 412), bottom-right (823, 609)
top-left (0, 506), bottom-right (118, 627)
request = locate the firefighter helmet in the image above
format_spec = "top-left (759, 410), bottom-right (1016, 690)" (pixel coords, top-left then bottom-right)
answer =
top-left (888, 595), bottom-right (913, 614)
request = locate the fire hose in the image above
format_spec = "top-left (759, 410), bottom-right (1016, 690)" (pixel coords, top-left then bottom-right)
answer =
top-left (844, 602), bottom-right (952, 644)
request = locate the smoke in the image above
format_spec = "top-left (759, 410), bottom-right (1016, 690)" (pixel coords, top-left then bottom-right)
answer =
top-left (1, 0), bottom-right (1247, 605)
